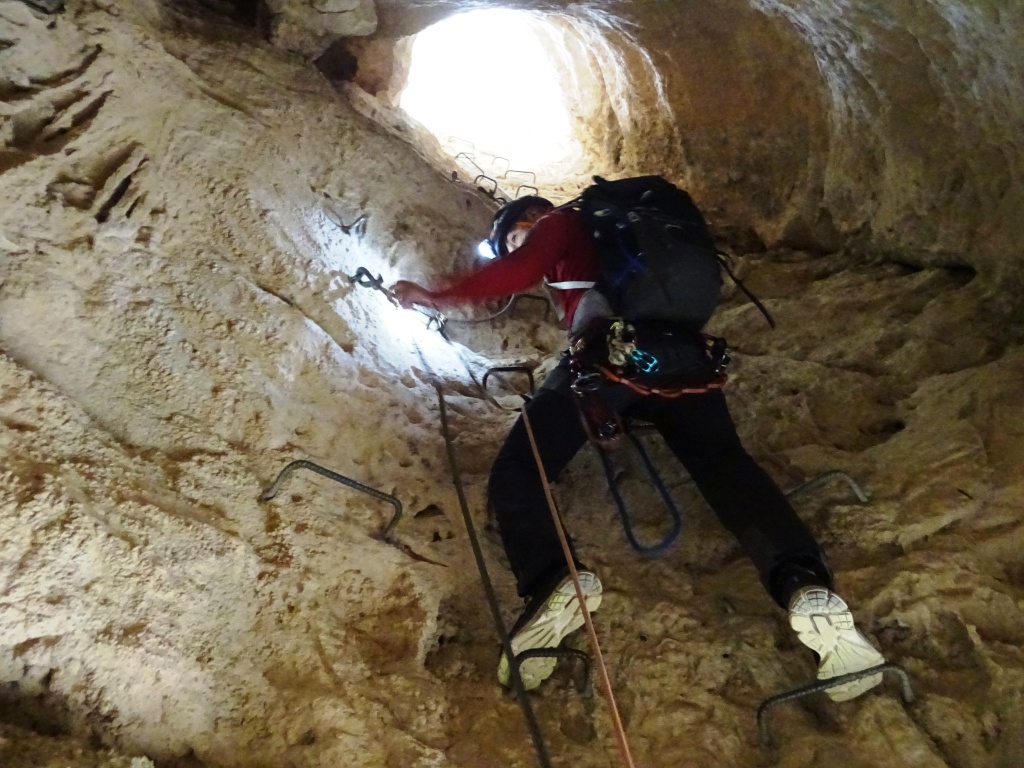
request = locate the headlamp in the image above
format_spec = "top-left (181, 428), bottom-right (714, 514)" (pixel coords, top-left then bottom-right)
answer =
top-left (477, 239), bottom-right (498, 260)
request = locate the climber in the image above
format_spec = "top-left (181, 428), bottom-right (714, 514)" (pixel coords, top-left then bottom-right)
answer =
top-left (390, 193), bottom-right (886, 699)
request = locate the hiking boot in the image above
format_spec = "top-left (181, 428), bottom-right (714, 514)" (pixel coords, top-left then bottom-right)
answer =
top-left (788, 587), bottom-right (885, 702)
top-left (497, 570), bottom-right (603, 690)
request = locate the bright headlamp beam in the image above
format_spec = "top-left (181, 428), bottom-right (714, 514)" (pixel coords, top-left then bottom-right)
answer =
top-left (477, 240), bottom-right (497, 260)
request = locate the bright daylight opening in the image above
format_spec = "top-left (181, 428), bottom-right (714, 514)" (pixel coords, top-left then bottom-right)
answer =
top-left (400, 10), bottom-right (585, 177)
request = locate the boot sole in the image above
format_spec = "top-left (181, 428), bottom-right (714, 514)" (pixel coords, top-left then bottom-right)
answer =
top-left (789, 588), bottom-right (885, 702)
top-left (497, 572), bottom-right (603, 689)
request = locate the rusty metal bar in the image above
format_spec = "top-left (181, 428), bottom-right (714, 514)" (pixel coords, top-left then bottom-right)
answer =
top-left (785, 470), bottom-right (869, 504)
top-left (757, 662), bottom-right (914, 746)
top-left (483, 365), bottom-right (537, 398)
top-left (258, 459), bottom-right (402, 540)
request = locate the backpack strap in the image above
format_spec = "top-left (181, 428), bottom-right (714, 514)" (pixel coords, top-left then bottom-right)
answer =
top-left (546, 280), bottom-right (598, 290)
top-left (549, 187), bottom-right (777, 329)
top-left (716, 253), bottom-right (777, 329)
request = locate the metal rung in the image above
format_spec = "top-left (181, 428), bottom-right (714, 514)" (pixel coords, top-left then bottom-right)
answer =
top-left (785, 470), bottom-right (869, 504)
top-left (483, 365), bottom-right (537, 400)
top-left (757, 662), bottom-right (914, 746)
top-left (259, 459), bottom-right (402, 540)
top-left (512, 648), bottom-right (593, 697)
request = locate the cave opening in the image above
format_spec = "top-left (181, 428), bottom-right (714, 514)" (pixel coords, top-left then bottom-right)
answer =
top-left (398, 9), bottom-right (592, 185)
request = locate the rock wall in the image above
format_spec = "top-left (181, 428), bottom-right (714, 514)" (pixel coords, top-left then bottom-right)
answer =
top-left (265, 0), bottom-right (376, 57)
top-left (1, 1), bottom-right (1023, 767)
top-left (362, 0), bottom-right (1024, 287)
top-left (0, 1), bottom-right (506, 763)
top-left (752, 0), bottom-right (1024, 281)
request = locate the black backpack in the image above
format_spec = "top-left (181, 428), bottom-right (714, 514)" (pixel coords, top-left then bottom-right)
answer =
top-left (570, 175), bottom-right (775, 331)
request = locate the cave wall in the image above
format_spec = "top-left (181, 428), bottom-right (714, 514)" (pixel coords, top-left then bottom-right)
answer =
top-left (753, 0), bottom-right (1024, 281)
top-left (1, 1), bottom-right (1023, 767)
top-left (359, 0), bottom-right (1024, 289)
top-left (0, 1), bottom-right (502, 763)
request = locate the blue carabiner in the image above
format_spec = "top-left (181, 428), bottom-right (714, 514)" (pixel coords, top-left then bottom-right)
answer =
top-left (630, 349), bottom-right (660, 374)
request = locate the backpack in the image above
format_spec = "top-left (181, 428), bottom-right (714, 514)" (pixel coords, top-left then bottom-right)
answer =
top-left (553, 175), bottom-right (775, 332)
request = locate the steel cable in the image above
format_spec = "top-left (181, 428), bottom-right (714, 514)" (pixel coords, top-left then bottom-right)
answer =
top-left (435, 386), bottom-right (555, 768)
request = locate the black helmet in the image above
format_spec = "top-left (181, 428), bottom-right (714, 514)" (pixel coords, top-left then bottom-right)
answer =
top-left (487, 195), bottom-right (553, 258)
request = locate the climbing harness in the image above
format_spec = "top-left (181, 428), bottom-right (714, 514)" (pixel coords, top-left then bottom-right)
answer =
top-left (570, 321), bottom-right (729, 411)
top-left (258, 459), bottom-right (402, 540)
top-left (757, 662), bottom-right (915, 746)
top-left (436, 386), bottom-right (577, 768)
top-left (520, 405), bottom-right (639, 768)
top-left (595, 364), bottom-right (727, 398)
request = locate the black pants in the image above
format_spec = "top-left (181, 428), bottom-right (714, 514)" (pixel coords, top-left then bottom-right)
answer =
top-left (488, 364), bottom-right (834, 609)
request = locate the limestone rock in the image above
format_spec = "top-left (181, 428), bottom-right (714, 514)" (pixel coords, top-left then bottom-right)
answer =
top-left (265, 0), bottom-right (377, 58)
top-left (1, 1), bottom-right (1023, 767)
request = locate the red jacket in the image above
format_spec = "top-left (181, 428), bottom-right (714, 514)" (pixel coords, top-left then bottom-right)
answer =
top-left (431, 208), bottom-right (599, 329)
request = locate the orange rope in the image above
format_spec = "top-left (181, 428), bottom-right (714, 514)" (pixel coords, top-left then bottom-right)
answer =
top-left (521, 407), bottom-right (639, 768)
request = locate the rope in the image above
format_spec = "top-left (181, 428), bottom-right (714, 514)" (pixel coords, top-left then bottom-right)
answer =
top-left (435, 387), bottom-right (554, 768)
top-left (596, 432), bottom-right (684, 557)
top-left (520, 406), bottom-right (639, 768)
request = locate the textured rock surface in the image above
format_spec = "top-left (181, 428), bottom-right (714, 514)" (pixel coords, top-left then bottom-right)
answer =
top-left (266, 0), bottom-right (377, 57)
top-left (361, 0), bottom-right (1024, 285)
top-left (1, 1), bottom-right (1022, 767)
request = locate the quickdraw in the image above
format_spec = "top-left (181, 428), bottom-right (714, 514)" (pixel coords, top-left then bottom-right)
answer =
top-left (347, 266), bottom-right (450, 340)
top-left (348, 266), bottom-right (398, 305)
